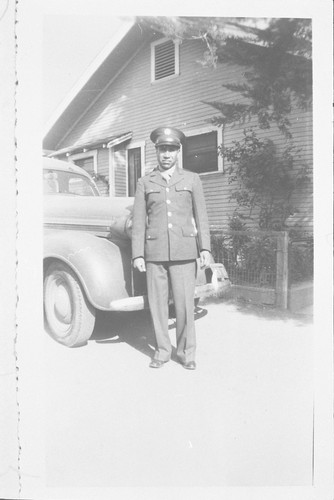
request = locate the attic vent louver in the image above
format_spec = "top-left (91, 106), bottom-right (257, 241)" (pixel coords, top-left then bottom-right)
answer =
top-left (154, 40), bottom-right (176, 80)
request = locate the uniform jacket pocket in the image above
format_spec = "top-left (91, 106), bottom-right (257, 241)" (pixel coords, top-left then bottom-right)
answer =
top-left (145, 187), bottom-right (162, 195)
top-left (175, 183), bottom-right (193, 193)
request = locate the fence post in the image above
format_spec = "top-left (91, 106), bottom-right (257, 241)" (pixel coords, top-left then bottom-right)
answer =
top-left (276, 231), bottom-right (289, 309)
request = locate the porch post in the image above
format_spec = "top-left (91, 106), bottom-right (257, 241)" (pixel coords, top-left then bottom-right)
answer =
top-left (276, 231), bottom-right (289, 309)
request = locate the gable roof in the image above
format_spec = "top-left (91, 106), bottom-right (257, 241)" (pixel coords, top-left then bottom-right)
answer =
top-left (44, 17), bottom-right (309, 153)
top-left (43, 20), bottom-right (153, 151)
top-left (43, 18), bottom-right (258, 152)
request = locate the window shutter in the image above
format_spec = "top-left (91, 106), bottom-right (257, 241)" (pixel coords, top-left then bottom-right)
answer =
top-left (154, 40), bottom-right (175, 80)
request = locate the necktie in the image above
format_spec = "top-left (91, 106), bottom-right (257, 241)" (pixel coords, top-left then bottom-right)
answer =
top-left (161, 171), bottom-right (172, 183)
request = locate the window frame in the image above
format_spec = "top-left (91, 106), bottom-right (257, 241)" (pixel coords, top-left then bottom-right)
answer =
top-left (179, 126), bottom-right (224, 175)
top-left (68, 149), bottom-right (98, 174)
top-left (109, 147), bottom-right (115, 197)
top-left (151, 37), bottom-right (180, 84)
top-left (125, 141), bottom-right (145, 196)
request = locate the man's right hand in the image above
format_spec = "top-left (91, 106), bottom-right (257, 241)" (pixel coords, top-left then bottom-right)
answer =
top-left (133, 257), bottom-right (146, 273)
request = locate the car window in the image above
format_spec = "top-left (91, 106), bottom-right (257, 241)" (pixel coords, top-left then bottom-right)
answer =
top-left (43, 169), bottom-right (99, 196)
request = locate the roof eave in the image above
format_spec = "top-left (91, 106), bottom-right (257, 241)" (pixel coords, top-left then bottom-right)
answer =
top-left (43, 19), bottom-right (152, 150)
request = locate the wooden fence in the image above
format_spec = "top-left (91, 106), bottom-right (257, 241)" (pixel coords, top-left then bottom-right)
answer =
top-left (210, 229), bottom-right (292, 309)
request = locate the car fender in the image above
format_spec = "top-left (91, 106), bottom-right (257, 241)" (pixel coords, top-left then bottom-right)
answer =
top-left (44, 230), bottom-right (132, 310)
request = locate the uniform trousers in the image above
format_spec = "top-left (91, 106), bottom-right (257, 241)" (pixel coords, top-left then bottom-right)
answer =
top-left (146, 260), bottom-right (197, 364)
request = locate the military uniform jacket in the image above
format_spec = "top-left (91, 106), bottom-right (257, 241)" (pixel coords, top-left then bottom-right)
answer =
top-left (132, 167), bottom-right (211, 262)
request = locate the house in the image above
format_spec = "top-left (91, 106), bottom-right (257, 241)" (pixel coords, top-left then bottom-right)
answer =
top-left (43, 19), bottom-right (313, 232)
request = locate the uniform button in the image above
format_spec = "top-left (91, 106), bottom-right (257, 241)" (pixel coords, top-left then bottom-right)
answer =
top-left (167, 212), bottom-right (172, 217)
top-left (166, 187), bottom-right (170, 192)
top-left (168, 223), bottom-right (173, 228)
top-left (166, 199), bottom-right (171, 204)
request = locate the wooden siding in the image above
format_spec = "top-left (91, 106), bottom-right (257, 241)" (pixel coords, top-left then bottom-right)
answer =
top-left (56, 37), bottom-right (313, 231)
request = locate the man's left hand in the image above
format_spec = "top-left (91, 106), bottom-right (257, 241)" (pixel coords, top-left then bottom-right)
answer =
top-left (200, 250), bottom-right (211, 268)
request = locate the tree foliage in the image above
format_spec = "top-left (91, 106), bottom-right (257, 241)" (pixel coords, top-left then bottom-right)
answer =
top-left (137, 16), bottom-right (312, 136)
top-left (208, 19), bottom-right (312, 137)
top-left (137, 16), bottom-right (312, 230)
top-left (220, 129), bottom-right (309, 230)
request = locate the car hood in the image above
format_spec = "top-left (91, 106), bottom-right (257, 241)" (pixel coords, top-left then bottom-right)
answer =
top-left (44, 195), bottom-right (134, 239)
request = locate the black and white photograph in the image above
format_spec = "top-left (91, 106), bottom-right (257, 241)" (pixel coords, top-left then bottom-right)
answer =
top-left (1, 1), bottom-right (333, 499)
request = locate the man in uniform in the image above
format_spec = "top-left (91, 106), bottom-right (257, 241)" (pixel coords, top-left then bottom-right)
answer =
top-left (132, 127), bottom-right (211, 370)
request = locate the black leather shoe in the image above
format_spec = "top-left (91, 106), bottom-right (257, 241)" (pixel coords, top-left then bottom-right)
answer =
top-left (149, 359), bottom-right (165, 369)
top-left (183, 361), bottom-right (196, 370)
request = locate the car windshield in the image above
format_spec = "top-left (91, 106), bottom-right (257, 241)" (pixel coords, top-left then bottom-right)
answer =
top-left (43, 169), bottom-right (99, 196)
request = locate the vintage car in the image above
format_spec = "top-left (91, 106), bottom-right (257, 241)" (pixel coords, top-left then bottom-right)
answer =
top-left (43, 157), bottom-right (229, 347)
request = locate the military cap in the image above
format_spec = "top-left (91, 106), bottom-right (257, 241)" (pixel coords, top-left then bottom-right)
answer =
top-left (150, 127), bottom-right (186, 147)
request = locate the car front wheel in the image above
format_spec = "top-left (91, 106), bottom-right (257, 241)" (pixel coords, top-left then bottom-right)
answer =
top-left (44, 261), bottom-right (96, 347)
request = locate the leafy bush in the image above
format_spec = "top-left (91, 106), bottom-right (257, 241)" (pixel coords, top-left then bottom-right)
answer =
top-left (211, 218), bottom-right (277, 287)
top-left (220, 129), bottom-right (310, 230)
top-left (211, 225), bottom-right (314, 287)
top-left (289, 237), bottom-right (313, 282)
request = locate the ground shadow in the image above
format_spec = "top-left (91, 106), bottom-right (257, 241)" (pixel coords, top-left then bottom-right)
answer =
top-left (91, 306), bottom-right (208, 362)
top-left (201, 296), bottom-right (313, 324)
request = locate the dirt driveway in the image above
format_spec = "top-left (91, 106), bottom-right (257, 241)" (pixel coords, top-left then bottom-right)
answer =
top-left (45, 299), bottom-right (313, 491)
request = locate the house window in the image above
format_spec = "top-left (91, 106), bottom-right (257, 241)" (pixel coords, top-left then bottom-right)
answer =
top-left (69, 150), bottom-right (97, 176)
top-left (72, 156), bottom-right (94, 174)
top-left (110, 142), bottom-right (144, 197)
top-left (182, 131), bottom-right (221, 174)
top-left (151, 38), bottom-right (180, 82)
top-left (128, 147), bottom-right (142, 196)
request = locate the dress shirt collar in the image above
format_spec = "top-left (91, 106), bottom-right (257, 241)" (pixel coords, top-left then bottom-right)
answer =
top-left (159, 165), bottom-right (176, 183)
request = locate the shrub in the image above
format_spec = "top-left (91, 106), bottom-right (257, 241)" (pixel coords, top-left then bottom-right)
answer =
top-left (289, 237), bottom-right (313, 283)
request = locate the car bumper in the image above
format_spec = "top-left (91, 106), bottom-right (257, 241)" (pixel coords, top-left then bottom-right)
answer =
top-left (108, 264), bottom-right (230, 311)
